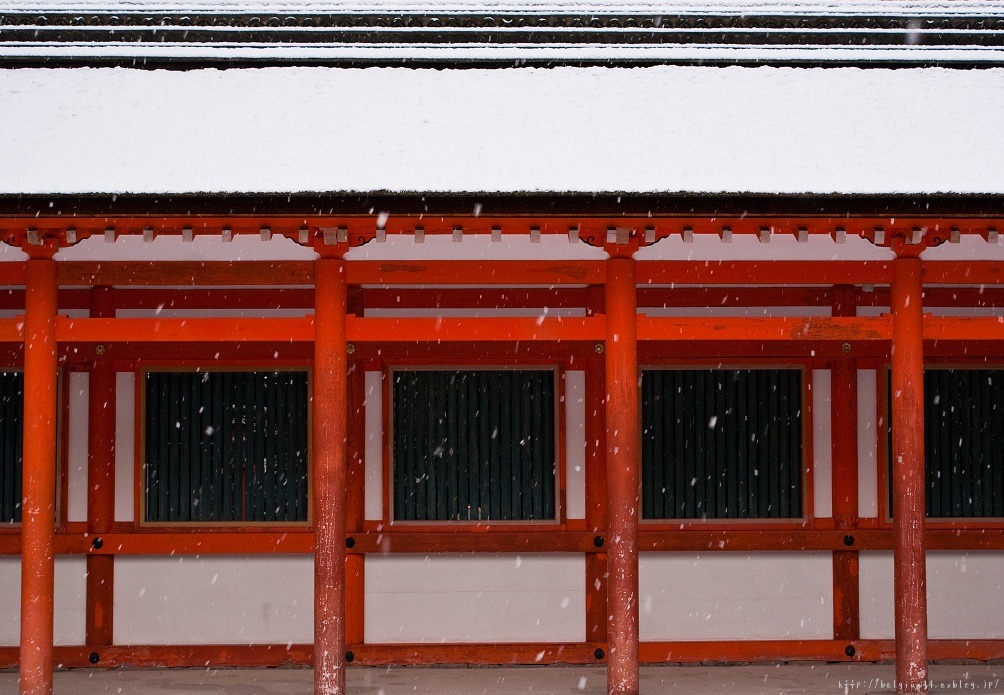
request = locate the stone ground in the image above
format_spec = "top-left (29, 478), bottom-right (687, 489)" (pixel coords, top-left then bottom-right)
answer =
top-left (1, 663), bottom-right (1002, 695)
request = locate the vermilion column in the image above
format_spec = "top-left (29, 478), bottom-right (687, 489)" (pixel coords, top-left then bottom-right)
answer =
top-left (831, 285), bottom-right (860, 643)
top-left (605, 255), bottom-right (639, 695)
top-left (86, 287), bottom-right (116, 647)
top-left (20, 243), bottom-right (59, 695)
top-left (890, 251), bottom-right (928, 693)
top-left (314, 256), bottom-right (348, 695)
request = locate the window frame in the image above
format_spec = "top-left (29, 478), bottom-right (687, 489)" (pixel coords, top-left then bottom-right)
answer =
top-left (878, 361), bottom-right (1004, 529)
top-left (135, 362), bottom-right (313, 529)
top-left (383, 363), bottom-right (566, 528)
top-left (639, 361), bottom-right (814, 530)
top-left (0, 367), bottom-right (68, 532)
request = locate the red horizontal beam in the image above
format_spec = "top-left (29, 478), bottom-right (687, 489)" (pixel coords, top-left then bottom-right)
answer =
top-left (346, 642), bottom-right (602, 666)
top-left (640, 640), bottom-right (853, 663)
top-left (348, 316), bottom-right (604, 343)
top-left (636, 261), bottom-right (893, 286)
top-left (922, 261), bottom-right (1004, 285)
top-left (3, 528), bottom-right (1002, 556)
top-left (345, 261), bottom-right (606, 286)
top-left (4, 214), bottom-right (1000, 241)
top-left (0, 259), bottom-right (1001, 291)
top-left (924, 316), bottom-right (1004, 341)
top-left (637, 316), bottom-right (892, 342)
top-left (0, 318), bottom-right (23, 343)
top-left (55, 316), bottom-right (314, 344)
top-left (0, 639), bottom-right (998, 669)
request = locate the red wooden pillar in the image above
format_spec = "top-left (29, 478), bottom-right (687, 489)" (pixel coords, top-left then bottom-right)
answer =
top-left (314, 256), bottom-right (348, 695)
top-left (890, 250), bottom-right (929, 693)
top-left (20, 243), bottom-right (59, 695)
top-left (584, 357), bottom-right (608, 645)
top-left (831, 285), bottom-right (860, 642)
top-left (605, 255), bottom-right (639, 695)
top-left (86, 287), bottom-right (116, 647)
top-left (344, 361), bottom-right (365, 647)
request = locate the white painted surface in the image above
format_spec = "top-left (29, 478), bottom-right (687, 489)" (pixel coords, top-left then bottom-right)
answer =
top-left (348, 233), bottom-right (605, 262)
top-left (860, 551), bottom-right (1004, 639)
top-left (364, 371), bottom-right (384, 522)
top-left (811, 369), bottom-right (832, 519)
top-left (564, 370), bottom-right (586, 520)
top-left (364, 554), bottom-right (585, 643)
top-left (114, 556), bottom-right (314, 644)
top-left (857, 370), bottom-right (879, 519)
top-left (55, 233), bottom-right (317, 262)
top-left (639, 552), bottom-right (833, 640)
top-left (2, 67), bottom-right (1003, 195)
top-left (636, 232), bottom-right (895, 262)
top-left (66, 371), bottom-right (89, 523)
top-left (0, 557), bottom-right (86, 646)
top-left (115, 372), bottom-right (135, 523)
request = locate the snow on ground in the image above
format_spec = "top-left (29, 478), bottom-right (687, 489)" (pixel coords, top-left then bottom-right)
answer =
top-left (1, 65), bottom-right (1002, 196)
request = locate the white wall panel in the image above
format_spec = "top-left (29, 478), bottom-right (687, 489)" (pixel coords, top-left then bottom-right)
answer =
top-left (115, 372), bottom-right (135, 522)
top-left (66, 372), bottom-right (89, 523)
top-left (0, 557), bottom-right (86, 646)
top-left (639, 552), bottom-right (832, 640)
top-left (812, 369), bottom-right (832, 519)
top-left (564, 370), bottom-right (586, 520)
top-left (860, 551), bottom-right (1004, 639)
top-left (364, 370), bottom-right (384, 521)
top-left (857, 370), bottom-right (879, 519)
top-left (365, 554), bottom-right (584, 643)
top-left (114, 556), bottom-right (313, 645)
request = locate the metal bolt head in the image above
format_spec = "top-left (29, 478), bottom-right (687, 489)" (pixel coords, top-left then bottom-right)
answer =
top-left (95, 344), bottom-right (106, 356)
top-left (594, 343), bottom-right (605, 354)
top-left (841, 342), bottom-right (852, 355)
top-left (346, 343), bottom-right (356, 355)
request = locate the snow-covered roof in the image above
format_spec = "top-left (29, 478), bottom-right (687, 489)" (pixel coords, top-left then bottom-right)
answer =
top-left (1, 64), bottom-right (1002, 196)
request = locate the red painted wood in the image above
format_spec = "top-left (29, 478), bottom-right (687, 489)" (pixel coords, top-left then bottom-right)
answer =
top-left (831, 285), bottom-right (861, 642)
top-left (85, 288), bottom-right (116, 647)
top-left (637, 316), bottom-right (893, 342)
top-left (890, 252), bottom-right (929, 693)
top-left (584, 359), bottom-right (608, 644)
top-left (345, 364), bottom-right (366, 646)
top-left (605, 256), bottom-right (640, 695)
top-left (20, 247), bottom-right (59, 695)
top-left (0, 638), bottom-right (1000, 670)
top-left (313, 257), bottom-right (349, 695)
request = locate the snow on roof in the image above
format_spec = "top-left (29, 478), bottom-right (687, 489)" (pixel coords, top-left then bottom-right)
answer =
top-left (2, 1), bottom-right (1003, 13)
top-left (1, 64), bottom-right (1002, 196)
top-left (2, 2), bottom-right (1003, 66)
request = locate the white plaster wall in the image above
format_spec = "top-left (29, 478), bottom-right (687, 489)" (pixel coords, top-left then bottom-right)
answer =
top-left (636, 232), bottom-right (894, 262)
top-left (364, 370), bottom-right (383, 522)
top-left (66, 372), bottom-right (89, 523)
top-left (364, 554), bottom-right (585, 643)
top-left (564, 370), bottom-right (586, 520)
top-left (115, 372), bottom-right (135, 523)
top-left (858, 370), bottom-right (880, 519)
top-left (114, 556), bottom-right (313, 645)
top-left (860, 551), bottom-right (1004, 639)
top-left (812, 369), bottom-right (832, 519)
top-left (639, 552), bottom-right (833, 640)
top-left (0, 557), bottom-right (86, 646)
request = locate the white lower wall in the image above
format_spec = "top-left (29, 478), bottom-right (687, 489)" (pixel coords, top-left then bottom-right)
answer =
top-left (364, 553), bottom-right (585, 643)
top-left (639, 552), bottom-right (833, 640)
top-left (114, 556), bottom-right (313, 645)
top-left (0, 557), bottom-right (86, 646)
top-left (860, 551), bottom-right (1004, 639)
